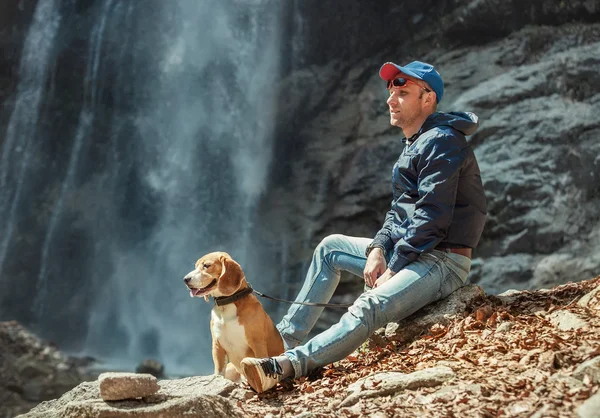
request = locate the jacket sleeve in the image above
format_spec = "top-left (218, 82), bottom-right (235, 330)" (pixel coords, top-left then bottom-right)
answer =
top-left (387, 135), bottom-right (466, 272)
top-left (369, 207), bottom-right (396, 254)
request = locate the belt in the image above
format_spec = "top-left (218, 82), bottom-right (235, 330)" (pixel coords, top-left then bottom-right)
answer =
top-left (436, 247), bottom-right (472, 259)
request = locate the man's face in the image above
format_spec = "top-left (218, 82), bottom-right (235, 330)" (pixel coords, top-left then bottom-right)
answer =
top-left (386, 74), bottom-right (429, 128)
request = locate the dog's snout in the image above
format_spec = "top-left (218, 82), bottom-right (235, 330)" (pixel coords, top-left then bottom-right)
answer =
top-left (184, 277), bottom-right (191, 284)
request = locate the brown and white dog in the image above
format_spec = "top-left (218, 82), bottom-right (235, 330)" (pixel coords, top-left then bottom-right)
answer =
top-left (183, 251), bottom-right (284, 382)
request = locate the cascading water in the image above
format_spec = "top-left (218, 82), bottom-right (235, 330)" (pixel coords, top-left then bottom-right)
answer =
top-left (83, 0), bottom-right (283, 374)
top-left (35, 0), bottom-right (115, 317)
top-left (0, 0), bottom-right (284, 375)
top-left (0, 0), bottom-right (61, 286)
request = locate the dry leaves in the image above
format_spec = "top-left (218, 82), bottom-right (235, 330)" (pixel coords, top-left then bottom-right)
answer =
top-left (241, 276), bottom-right (600, 417)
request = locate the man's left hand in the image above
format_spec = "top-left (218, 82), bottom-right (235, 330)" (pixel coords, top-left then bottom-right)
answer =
top-left (374, 268), bottom-right (396, 288)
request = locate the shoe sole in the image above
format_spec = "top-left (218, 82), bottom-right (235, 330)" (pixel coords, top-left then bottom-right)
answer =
top-left (241, 361), bottom-right (265, 393)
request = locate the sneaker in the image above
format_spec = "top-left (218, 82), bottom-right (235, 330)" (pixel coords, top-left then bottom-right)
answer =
top-left (240, 357), bottom-right (284, 393)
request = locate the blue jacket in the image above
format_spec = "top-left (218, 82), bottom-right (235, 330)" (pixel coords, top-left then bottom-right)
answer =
top-left (370, 111), bottom-right (487, 273)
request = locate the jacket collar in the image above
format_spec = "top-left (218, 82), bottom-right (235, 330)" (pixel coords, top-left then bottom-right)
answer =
top-left (402, 111), bottom-right (480, 144)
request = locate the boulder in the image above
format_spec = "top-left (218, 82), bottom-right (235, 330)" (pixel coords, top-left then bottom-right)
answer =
top-left (61, 394), bottom-right (243, 418)
top-left (578, 391), bottom-right (600, 418)
top-left (372, 285), bottom-right (485, 346)
top-left (18, 375), bottom-right (245, 418)
top-left (578, 287), bottom-right (600, 309)
top-left (414, 383), bottom-right (483, 404)
top-left (0, 321), bottom-right (93, 417)
top-left (135, 359), bottom-right (165, 379)
top-left (572, 356), bottom-right (600, 384)
top-left (548, 311), bottom-right (589, 331)
top-left (340, 366), bottom-right (455, 407)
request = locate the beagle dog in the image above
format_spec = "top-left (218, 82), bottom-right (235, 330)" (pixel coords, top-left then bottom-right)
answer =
top-left (183, 251), bottom-right (284, 382)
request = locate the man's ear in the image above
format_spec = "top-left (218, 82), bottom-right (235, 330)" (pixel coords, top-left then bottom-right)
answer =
top-left (431, 91), bottom-right (438, 106)
top-left (425, 90), bottom-right (435, 104)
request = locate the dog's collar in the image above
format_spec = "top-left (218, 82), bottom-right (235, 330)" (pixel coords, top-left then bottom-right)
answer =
top-left (214, 286), bottom-right (254, 306)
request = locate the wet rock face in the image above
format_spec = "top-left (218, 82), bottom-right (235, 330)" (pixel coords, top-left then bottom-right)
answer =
top-left (0, 1), bottom-right (38, 135)
top-left (442, 24), bottom-right (600, 292)
top-left (262, 1), bottom-right (600, 306)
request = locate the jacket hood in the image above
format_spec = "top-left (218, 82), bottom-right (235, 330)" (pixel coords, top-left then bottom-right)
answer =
top-left (420, 111), bottom-right (479, 136)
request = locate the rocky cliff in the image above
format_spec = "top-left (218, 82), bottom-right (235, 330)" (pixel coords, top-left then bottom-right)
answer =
top-left (0, 321), bottom-right (94, 418)
top-left (259, 0), bottom-right (600, 309)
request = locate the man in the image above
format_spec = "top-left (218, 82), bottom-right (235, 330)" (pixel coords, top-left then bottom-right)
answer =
top-left (240, 60), bottom-right (487, 393)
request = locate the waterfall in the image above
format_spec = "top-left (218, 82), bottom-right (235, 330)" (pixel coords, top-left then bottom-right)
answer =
top-left (0, 0), bottom-right (284, 376)
top-left (79, 0), bottom-right (283, 374)
top-left (35, 0), bottom-right (116, 316)
top-left (0, 0), bottom-right (61, 285)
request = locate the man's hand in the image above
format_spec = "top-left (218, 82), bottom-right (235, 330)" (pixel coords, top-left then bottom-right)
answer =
top-left (363, 247), bottom-right (387, 288)
top-left (374, 268), bottom-right (395, 288)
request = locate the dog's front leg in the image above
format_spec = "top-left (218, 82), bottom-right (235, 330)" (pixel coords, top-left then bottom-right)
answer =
top-left (225, 362), bottom-right (242, 383)
top-left (212, 340), bottom-right (227, 376)
top-left (248, 338), bottom-right (270, 359)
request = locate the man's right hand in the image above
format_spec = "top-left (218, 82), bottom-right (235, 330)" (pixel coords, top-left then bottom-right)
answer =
top-left (363, 247), bottom-right (387, 288)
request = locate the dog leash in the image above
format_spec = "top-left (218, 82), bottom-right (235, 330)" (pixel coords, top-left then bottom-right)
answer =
top-left (252, 288), bottom-right (353, 309)
top-left (214, 285), bottom-right (353, 308)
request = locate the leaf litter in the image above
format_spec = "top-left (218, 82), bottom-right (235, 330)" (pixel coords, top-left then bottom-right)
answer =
top-left (240, 276), bottom-right (600, 418)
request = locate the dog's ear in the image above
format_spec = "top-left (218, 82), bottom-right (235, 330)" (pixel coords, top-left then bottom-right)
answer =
top-left (219, 256), bottom-right (243, 285)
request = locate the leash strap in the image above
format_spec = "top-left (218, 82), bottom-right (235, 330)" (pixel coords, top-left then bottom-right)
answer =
top-left (212, 284), bottom-right (353, 309)
top-left (253, 289), bottom-right (353, 308)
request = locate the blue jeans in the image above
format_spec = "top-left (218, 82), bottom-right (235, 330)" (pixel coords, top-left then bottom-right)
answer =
top-left (276, 234), bottom-right (471, 378)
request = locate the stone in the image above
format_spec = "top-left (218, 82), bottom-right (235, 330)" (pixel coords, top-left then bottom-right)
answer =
top-left (578, 287), bottom-right (600, 309)
top-left (529, 404), bottom-right (554, 418)
top-left (434, 360), bottom-right (463, 370)
top-left (573, 356), bottom-right (600, 384)
top-left (16, 381), bottom-right (101, 418)
top-left (548, 311), bottom-right (589, 331)
top-left (495, 289), bottom-right (522, 304)
top-left (340, 366), bottom-right (455, 407)
top-left (415, 383), bottom-right (482, 404)
top-left (99, 372), bottom-right (159, 401)
top-left (157, 375), bottom-right (239, 398)
top-left (496, 322), bottom-right (514, 333)
top-left (135, 359), bottom-right (165, 378)
top-left (549, 374), bottom-right (585, 390)
top-left (578, 391), bottom-right (600, 418)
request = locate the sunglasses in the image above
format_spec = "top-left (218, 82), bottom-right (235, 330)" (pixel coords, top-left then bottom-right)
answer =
top-left (387, 78), bottom-right (431, 92)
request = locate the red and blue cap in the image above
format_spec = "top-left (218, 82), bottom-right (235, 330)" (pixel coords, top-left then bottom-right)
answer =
top-left (379, 61), bottom-right (444, 103)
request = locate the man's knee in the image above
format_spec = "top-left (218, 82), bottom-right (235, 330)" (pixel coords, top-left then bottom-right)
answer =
top-left (315, 234), bottom-right (348, 255)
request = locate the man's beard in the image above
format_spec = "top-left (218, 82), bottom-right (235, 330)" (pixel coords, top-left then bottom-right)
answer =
top-left (391, 110), bottom-right (420, 128)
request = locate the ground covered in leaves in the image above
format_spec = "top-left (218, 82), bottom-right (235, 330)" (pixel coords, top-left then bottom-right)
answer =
top-left (239, 277), bottom-right (600, 418)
